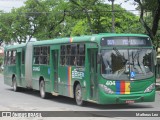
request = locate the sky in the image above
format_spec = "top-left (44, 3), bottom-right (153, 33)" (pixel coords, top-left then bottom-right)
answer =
top-left (105, 0), bottom-right (138, 15)
top-left (0, 0), bottom-right (26, 12)
top-left (0, 0), bottom-right (138, 14)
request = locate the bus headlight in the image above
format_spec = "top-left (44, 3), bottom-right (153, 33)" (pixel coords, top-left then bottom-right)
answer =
top-left (99, 84), bottom-right (114, 94)
top-left (144, 83), bottom-right (155, 93)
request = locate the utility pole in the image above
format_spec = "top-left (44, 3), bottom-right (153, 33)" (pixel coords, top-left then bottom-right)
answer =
top-left (108, 0), bottom-right (115, 33)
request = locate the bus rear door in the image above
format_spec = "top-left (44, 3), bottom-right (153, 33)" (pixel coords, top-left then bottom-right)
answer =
top-left (51, 46), bottom-right (59, 94)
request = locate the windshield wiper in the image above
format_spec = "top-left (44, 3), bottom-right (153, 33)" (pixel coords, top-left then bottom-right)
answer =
top-left (133, 48), bottom-right (142, 60)
top-left (113, 47), bottom-right (127, 64)
top-left (131, 49), bottom-right (146, 75)
top-left (131, 48), bottom-right (142, 67)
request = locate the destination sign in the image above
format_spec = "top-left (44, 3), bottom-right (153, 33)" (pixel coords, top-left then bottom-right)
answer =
top-left (101, 37), bottom-right (151, 46)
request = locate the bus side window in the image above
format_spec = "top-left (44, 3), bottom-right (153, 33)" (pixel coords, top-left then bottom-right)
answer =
top-left (5, 51), bottom-right (8, 65)
top-left (8, 51), bottom-right (11, 65)
top-left (10, 51), bottom-right (13, 64)
top-left (67, 45), bottom-right (71, 55)
top-left (70, 56), bottom-right (75, 66)
top-left (79, 44), bottom-right (85, 55)
top-left (33, 46), bottom-right (50, 65)
top-left (71, 44), bottom-right (77, 66)
top-left (39, 47), bottom-right (43, 64)
top-left (66, 56), bottom-right (70, 65)
top-left (34, 56), bottom-right (39, 64)
top-left (71, 45), bottom-right (77, 55)
top-left (11, 51), bottom-right (16, 64)
top-left (47, 46), bottom-right (50, 64)
top-left (61, 45), bottom-right (65, 55)
top-left (60, 45), bottom-right (66, 66)
top-left (60, 44), bottom-right (84, 66)
top-left (22, 50), bottom-right (25, 64)
top-left (77, 44), bottom-right (85, 66)
top-left (33, 47), bottom-right (39, 65)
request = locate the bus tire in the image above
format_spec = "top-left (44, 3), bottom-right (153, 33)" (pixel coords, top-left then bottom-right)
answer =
top-left (75, 84), bottom-right (84, 106)
top-left (39, 80), bottom-right (48, 99)
top-left (12, 77), bottom-right (19, 92)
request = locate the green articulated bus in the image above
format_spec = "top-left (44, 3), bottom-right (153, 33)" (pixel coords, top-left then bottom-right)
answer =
top-left (4, 33), bottom-right (156, 105)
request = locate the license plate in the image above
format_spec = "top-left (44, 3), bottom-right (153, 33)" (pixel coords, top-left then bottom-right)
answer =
top-left (126, 100), bottom-right (135, 104)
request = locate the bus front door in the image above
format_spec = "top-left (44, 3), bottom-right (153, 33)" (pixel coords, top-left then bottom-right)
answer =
top-left (89, 49), bottom-right (98, 100)
top-left (52, 50), bottom-right (59, 93)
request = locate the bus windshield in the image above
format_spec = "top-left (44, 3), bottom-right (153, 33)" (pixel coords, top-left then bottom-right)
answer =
top-left (101, 48), bottom-right (154, 80)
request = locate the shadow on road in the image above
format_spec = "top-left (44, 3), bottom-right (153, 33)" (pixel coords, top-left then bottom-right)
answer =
top-left (6, 88), bottom-right (153, 110)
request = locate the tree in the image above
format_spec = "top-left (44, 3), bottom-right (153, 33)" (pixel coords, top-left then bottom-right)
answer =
top-left (69, 0), bottom-right (103, 34)
top-left (0, 0), bottom-right (146, 43)
top-left (133, 0), bottom-right (160, 46)
top-left (24, 0), bottom-right (68, 40)
top-left (0, 8), bottom-right (34, 44)
top-left (10, 8), bottom-right (30, 43)
top-left (69, 2), bottom-right (143, 35)
top-left (0, 11), bottom-right (14, 44)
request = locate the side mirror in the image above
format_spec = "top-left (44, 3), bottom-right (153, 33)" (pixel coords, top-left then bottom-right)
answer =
top-left (97, 53), bottom-right (102, 64)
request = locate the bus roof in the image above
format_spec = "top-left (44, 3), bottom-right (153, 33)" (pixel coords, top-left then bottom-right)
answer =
top-left (4, 43), bottom-right (26, 50)
top-left (33, 33), bottom-right (149, 45)
top-left (4, 33), bottom-right (150, 49)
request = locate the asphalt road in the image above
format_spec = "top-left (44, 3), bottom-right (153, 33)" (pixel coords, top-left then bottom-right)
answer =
top-left (0, 74), bottom-right (160, 120)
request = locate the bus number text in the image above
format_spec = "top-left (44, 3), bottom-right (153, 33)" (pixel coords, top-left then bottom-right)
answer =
top-left (106, 81), bottom-right (115, 86)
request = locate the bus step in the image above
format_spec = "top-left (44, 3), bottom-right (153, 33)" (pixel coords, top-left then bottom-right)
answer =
top-left (87, 99), bottom-right (97, 103)
top-left (51, 92), bottom-right (59, 96)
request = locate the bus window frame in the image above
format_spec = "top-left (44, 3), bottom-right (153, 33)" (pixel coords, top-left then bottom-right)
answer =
top-left (60, 43), bottom-right (85, 67)
top-left (33, 46), bottom-right (50, 65)
top-left (5, 50), bottom-right (16, 66)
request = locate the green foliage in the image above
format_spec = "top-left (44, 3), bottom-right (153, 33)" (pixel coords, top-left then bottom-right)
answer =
top-left (11, 8), bottom-right (30, 43)
top-left (134, 0), bottom-right (160, 46)
top-left (141, 0), bottom-right (158, 12)
top-left (71, 20), bottom-right (90, 36)
top-left (0, 0), bottom-right (145, 43)
top-left (0, 12), bottom-right (14, 43)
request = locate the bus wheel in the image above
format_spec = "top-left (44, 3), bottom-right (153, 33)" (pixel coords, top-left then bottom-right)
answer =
top-left (75, 84), bottom-right (84, 106)
top-left (12, 77), bottom-right (18, 92)
top-left (39, 80), bottom-right (47, 99)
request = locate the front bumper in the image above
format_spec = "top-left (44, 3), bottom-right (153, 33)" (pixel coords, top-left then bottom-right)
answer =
top-left (97, 89), bottom-right (155, 104)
